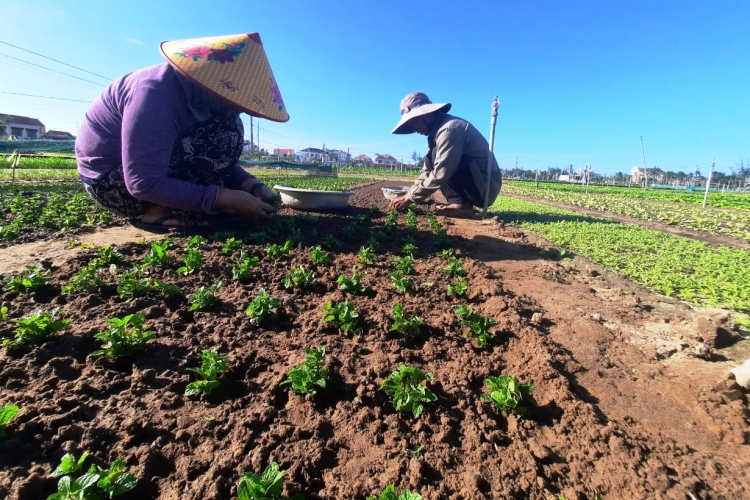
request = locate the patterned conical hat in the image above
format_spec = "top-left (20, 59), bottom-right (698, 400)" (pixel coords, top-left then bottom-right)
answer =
top-left (161, 33), bottom-right (289, 122)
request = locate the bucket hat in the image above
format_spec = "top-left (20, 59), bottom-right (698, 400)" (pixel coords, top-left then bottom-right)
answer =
top-left (161, 33), bottom-right (289, 122)
top-left (391, 92), bottom-right (451, 134)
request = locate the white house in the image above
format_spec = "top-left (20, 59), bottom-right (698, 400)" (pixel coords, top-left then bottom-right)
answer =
top-left (631, 166), bottom-right (665, 184)
top-left (295, 147), bottom-right (325, 163)
top-left (374, 154), bottom-right (399, 168)
top-left (353, 155), bottom-right (372, 167)
top-left (0, 114), bottom-right (46, 139)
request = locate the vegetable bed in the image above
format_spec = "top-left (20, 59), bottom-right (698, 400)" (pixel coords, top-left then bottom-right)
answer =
top-left (0, 183), bottom-right (743, 499)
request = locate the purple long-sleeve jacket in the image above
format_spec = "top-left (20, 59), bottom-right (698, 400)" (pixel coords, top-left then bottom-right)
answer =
top-left (75, 63), bottom-right (252, 213)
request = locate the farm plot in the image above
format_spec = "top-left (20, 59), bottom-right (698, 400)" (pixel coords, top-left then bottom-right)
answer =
top-left (502, 183), bottom-right (750, 243)
top-left (1, 182), bottom-right (746, 499)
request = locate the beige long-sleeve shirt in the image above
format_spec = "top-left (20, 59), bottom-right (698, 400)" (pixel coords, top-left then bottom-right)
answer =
top-left (407, 113), bottom-right (501, 205)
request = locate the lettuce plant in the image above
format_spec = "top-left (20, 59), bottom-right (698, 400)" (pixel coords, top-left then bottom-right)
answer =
top-left (237, 462), bottom-right (303, 500)
top-left (245, 288), bottom-right (280, 326)
top-left (390, 303), bottom-right (423, 342)
top-left (281, 347), bottom-right (328, 395)
top-left (320, 234), bottom-right (342, 252)
top-left (405, 209), bottom-right (418, 230)
top-left (3, 308), bottom-right (71, 349)
top-left (357, 245), bottom-right (375, 266)
top-left (185, 348), bottom-right (228, 396)
top-left (233, 251), bottom-right (260, 281)
top-left (221, 237), bottom-right (243, 254)
top-left (90, 312), bottom-right (155, 358)
top-left (392, 256), bottom-right (415, 275)
top-left (0, 405), bottom-right (20, 439)
top-left (454, 305), bottom-right (497, 347)
top-left (381, 365), bottom-right (437, 418)
top-left (447, 277), bottom-right (468, 297)
top-left (188, 281), bottom-right (223, 312)
top-left (368, 484), bottom-right (422, 500)
top-left (283, 266), bottom-right (315, 290)
top-left (49, 452), bottom-right (138, 500)
top-left (265, 240), bottom-right (294, 260)
top-left (322, 300), bottom-right (360, 335)
top-left (0, 305), bottom-right (7, 321)
top-left (141, 238), bottom-right (174, 267)
top-left (310, 245), bottom-right (332, 267)
top-left (62, 264), bottom-right (105, 295)
top-left (401, 243), bottom-right (418, 258)
top-left (482, 375), bottom-right (537, 417)
top-left (337, 267), bottom-right (365, 294)
top-left (443, 257), bottom-right (465, 277)
top-left (3, 266), bottom-right (50, 292)
top-left (177, 248), bottom-right (203, 276)
top-left (389, 271), bottom-right (414, 294)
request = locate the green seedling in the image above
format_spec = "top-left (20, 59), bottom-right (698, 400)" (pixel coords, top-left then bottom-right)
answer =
top-left (358, 245), bottom-right (375, 266)
top-left (401, 243), bottom-right (418, 258)
top-left (3, 266), bottom-right (50, 292)
top-left (438, 249), bottom-right (454, 260)
top-left (0, 405), bottom-right (20, 439)
top-left (367, 484), bottom-right (422, 500)
top-left (62, 264), bottom-right (105, 295)
top-left (154, 280), bottom-right (182, 296)
top-left (245, 288), bottom-right (280, 326)
top-left (454, 305), bottom-right (497, 347)
top-left (116, 267), bottom-right (152, 300)
top-left (320, 234), bottom-right (342, 252)
top-left (426, 213), bottom-right (442, 232)
top-left (49, 452), bottom-right (138, 500)
top-left (233, 251), bottom-right (260, 281)
top-left (281, 347), bottom-right (329, 395)
top-left (447, 277), bottom-right (468, 297)
top-left (141, 239), bottom-right (174, 267)
top-left (385, 209), bottom-right (399, 226)
top-left (405, 208), bottom-right (418, 230)
top-left (265, 239), bottom-right (294, 260)
top-left (185, 348), bottom-right (228, 396)
top-left (390, 303), bottom-right (423, 342)
top-left (356, 213), bottom-right (371, 225)
top-left (3, 308), bottom-right (71, 349)
top-left (381, 365), bottom-right (437, 418)
top-left (237, 462), bottom-right (303, 500)
top-left (443, 257), bottom-right (466, 277)
top-left (185, 234), bottom-right (207, 251)
top-left (364, 238), bottom-right (381, 254)
top-left (341, 224), bottom-right (357, 240)
top-left (90, 312), bottom-right (155, 358)
top-left (91, 245), bottom-right (124, 267)
top-left (392, 256), bottom-right (415, 274)
top-left (481, 375), bottom-right (537, 417)
top-left (188, 281), bottom-right (223, 312)
top-left (221, 237), bottom-right (243, 254)
top-left (337, 267), bottom-right (366, 294)
top-left (177, 248), bottom-right (203, 276)
top-left (310, 245), bottom-right (332, 267)
top-left (322, 300), bottom-right (361, 335)
top-left (0, 305), bottom-right (7, 321)
top-left (389, 271), bottom-right (414, 294)
top-left (284, 266), bottom-right (315, 290)
top-left (433, 229), bottom-right (451, 248)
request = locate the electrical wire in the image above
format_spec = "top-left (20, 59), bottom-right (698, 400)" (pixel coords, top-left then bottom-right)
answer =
top-left (0, 39), bottom-right (112, 81)
top-left (0, 53), bottom-right (109, 87)
top-left (0, 92), bottom-right (91, 103)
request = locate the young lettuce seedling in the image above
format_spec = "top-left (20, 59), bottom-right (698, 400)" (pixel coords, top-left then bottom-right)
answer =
top-left (322, 300), bottom-right (361, 335)
top-left (265, 239), bottom-right (294, 260)
top-left (91, 245), bottom-right (124, 267)
top-left (3, 266), bottom-right (50, 292)
top-left (443, 257), bottom-right (466, 277)
top-left (90, 312), bottom-right (155, 358)
top-left (221, 237), bottom-right (243, 255)
top-left (185, 348), bottom-right (228, 396)
top-left (390, 303), bottom-right (423, 342)
top-left (3, 308), bottom-right (71, 349)
top-left (357, 246), bottom-right (375, 266)
top-left (185, 234), bottom-right (207, 251)
top-left (405, 208), bottom-right (418, 230)
top-left (447, 277), bottom-right (468, 297)
top-left (482, 375), bottom-right (537, 417)
top-left (0, 305), bottom-right (8, 322)
top-left (454, 305), bottom-right (497, 347)
top-left (389, 271), bottom-right (414, 295)
top-left (0, 405), bottom-right (20, 439)
top-left (49, 452), bottom-right (138, 500)
top-left (401, 243), bottom-right (418, 258)
top-left (141, 239), bottom-right (175, 267)
top-left (233, 250), bottom-right (260, 281)
top-left (62, 263), bottom-right (105, 295)
top-left (310, 245), bottom-right (332, 267)
top-left (281, 347), bottom-right (329, 395)
top-left (237, 462), bottom-right (303, 500)
top-left (188, 281), bottom-right (223, 312)
top-left (367, 484), bottom-right (423, 500)
top-left (320, 234), bottom-right (342, 252)
top-left (384, 209), bottom-right (399, 227)
top-left (245, 288), bottom-right (280, 326)
top-left (337, 267), bottom-right (366, 294)
top-left (381, 365), bottom-right (437, 418)
top-left (177, 248), bottom-right (203, 276)
top-left (283, 266), bottom-right (315, 290)
top-left (392, 256), bottom-right (415, 275)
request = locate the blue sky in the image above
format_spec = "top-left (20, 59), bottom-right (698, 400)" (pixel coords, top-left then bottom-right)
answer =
top-left (1, 0), bottom-right (748, 175)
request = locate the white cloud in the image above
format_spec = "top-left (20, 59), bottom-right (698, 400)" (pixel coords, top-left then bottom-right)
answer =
top-left (127, 38), bottom-right (144, 45)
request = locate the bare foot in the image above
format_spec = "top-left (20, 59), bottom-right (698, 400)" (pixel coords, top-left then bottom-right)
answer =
top-left (140, 207), bottom-right (183, 227)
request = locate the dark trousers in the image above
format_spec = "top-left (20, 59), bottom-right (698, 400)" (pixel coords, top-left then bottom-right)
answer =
top-left (440, 164), bottom-right (484, 206)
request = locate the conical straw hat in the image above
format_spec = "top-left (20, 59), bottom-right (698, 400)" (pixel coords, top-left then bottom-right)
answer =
top-left (161, 33), bottom-right (289, 122)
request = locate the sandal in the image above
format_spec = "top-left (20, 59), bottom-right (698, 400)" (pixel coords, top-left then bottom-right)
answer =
top-left (131, 214), bottom-right (185, 232)
top-left (435, 204), bottom-right (475, 217)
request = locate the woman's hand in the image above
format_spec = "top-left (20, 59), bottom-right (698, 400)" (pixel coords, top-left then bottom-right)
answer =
top-left (389, 195), bottom-right (413, 211)
top-left (215, 188), bottom-right (277, 219)
top-left (252, 183), bottom-right (279, 206)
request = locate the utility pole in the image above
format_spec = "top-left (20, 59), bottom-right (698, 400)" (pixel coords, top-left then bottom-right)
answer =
top-left (482, 96), bottom-right (500, 218)
top-left (250, 116), bottom-right (254, 157)
top-left (257, 121), bottom-right (260, 160)
top-left (640, 136), bottom-right (648, 190)
top-left (702, 159), bottom-right (715, 209)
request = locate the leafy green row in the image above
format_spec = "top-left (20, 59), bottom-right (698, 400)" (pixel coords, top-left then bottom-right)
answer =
top-left (491, 196), bottom-right (750, 312)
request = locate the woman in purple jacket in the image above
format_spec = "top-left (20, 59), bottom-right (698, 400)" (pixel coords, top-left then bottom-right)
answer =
top-left (76, 33), bottom-right (288, 228)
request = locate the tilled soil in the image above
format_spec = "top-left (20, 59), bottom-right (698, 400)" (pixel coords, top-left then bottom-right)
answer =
top-left (0, 181), bottom-right (748, 499)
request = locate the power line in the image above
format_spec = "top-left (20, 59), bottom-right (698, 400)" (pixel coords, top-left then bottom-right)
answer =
top-left (0, 91), bottom-right (91, 103)
top-left (0, 53), bottom-right (108, 88)
top-left (0, 59), bottom-right (104, 92)
top-left (0, 39), bottom-right (112, 81)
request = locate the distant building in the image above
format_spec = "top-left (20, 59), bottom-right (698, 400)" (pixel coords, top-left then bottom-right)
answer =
top-left (42, 130), bottom-right (75, 140)
top-left (0, 113), bottom-right (46, 139)
top-left (353, 155), bottom-right (372, 167)
top-left (273, 148), bottom-right (294, 159)
top-left (374, 154), bottom-right (399, 168)
top-left (631, 166), bottom-right (665, 184)
top-left (296, 147), bottom-right (326, 163)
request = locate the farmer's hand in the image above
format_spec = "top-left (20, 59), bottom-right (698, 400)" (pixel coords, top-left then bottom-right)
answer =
top-left (389, 195), bottom-right (413, 211)
top-left (215, 189), bottom-right (277, 219)
top-left (241, 180), bottom-right (280, 207)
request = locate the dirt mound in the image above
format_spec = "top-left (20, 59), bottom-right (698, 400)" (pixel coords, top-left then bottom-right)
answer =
top-left (0, 181), bottom-right (747, 499)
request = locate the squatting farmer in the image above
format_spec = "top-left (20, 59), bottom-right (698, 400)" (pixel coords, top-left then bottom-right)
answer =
top-left (388, 92), bottom-right (502, 215)
top-left (75, 33), bottom-right (286, 229)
